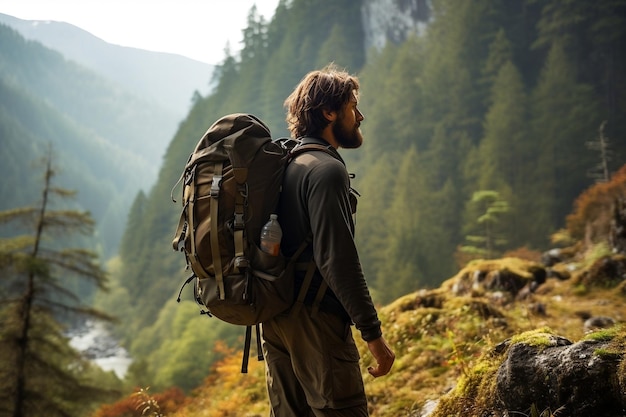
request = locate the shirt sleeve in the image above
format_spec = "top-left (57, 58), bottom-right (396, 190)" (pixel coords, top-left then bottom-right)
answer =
top-left (303, 154), bottom-right (382, 342)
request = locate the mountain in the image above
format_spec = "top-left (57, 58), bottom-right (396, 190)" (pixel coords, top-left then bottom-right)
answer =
top-left (0, 21), bottom-right (202, 259)
top-left (0, 13), bottom-right (214, 118)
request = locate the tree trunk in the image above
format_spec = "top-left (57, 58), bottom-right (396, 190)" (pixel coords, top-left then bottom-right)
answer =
top-left (610, 197), bottom-right (626, 255)
top-left (12, 152), bottom-right (52, 417)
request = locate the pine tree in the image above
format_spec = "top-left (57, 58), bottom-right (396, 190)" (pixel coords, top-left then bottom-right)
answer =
top-left (353, 152), bottom-right (399, 291)
top-left (534, 0), bottom-right (626, 174)
top-left (209, 45), bottom-right (241, 114)
top-left (460, 190), bottom-right (510, 260)
top-left (0, 149), bottom-right (116, 417)
top-left (477, 60), bottom-right (537, 247)
top-left (419, 123), bottom-right (470, 282)
top-left (480, 28), bottom-right (514, 107)
top-left (358, 44), bottom-right (402, 159)
top-left (119, 191), bottom-right (147, 263)
top-left (530, 40), bottom-right (600, 235)
top-left (316, 25), bottom-right (355, 71)
top-left (386, 36), bottom-right (428, 151)
top-left (377, 146), bottom-right (425, 301)
top-left (229, 5), bottom-right (270, 113)
top-left (421, 0), bottom-right (503, 142)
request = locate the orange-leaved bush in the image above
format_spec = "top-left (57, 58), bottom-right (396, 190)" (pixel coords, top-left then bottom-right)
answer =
top-left (565, 164), bottom-right (626, 245)
top-left (92, 387), bottom-right (187, 417)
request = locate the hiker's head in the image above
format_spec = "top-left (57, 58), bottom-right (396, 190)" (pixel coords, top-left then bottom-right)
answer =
top-left (285, 64), bottom-right (362, 143)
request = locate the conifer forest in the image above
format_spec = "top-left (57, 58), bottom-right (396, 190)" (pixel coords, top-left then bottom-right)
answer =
top-left (1, 0), bottom-right (625, 415)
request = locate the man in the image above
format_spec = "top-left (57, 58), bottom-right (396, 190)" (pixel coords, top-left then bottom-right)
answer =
top-left (261, 64), bottom-right (395, 417)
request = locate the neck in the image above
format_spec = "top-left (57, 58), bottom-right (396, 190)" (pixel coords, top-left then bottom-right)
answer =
top-left (320, 127), bottom-right (339, 149)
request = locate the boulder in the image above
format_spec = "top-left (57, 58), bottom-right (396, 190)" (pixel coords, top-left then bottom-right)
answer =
top-left (449, 258), bottom-right (546, 300)
top-left (495, 334), bottom-right (625, 416)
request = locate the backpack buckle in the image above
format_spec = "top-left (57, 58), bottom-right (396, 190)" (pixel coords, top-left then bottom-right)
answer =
top-left (210, 175), bottom-right (222, 198)
top-left (235, 256), bottom-right (249, 268)
top-left (234, 212), bottom-right (245, 229)
top-left (233, 207), bottom-right (246, 230)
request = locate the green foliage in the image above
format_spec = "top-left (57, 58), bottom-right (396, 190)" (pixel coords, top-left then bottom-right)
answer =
top-left (377, 147), bottom-right (426, 300)
top-left (462, 191), bottom-right (510, 260)
top-left (0, 152), bottom-right (119, 416)
top-left (126, 299), bottom-right (239, 393)
top-left (479, 58), bottom-right (538, 247)
top-left (480, 29), bottom-right (514, 102)
top-left (316, 24), bottom-right (362, 71)
top-left (530, 39), bottom-right (601, 234)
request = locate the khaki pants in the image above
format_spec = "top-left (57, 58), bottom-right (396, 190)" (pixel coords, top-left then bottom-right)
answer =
top-left (261, 307), bottom-right (368, 417)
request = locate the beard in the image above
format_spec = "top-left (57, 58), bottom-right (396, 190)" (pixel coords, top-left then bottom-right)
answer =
top-left (332, 117), bottom-right (363, 149)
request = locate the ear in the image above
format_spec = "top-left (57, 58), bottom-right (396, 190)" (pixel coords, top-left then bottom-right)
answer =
top-left (322, 108), bottom-right (337, 123)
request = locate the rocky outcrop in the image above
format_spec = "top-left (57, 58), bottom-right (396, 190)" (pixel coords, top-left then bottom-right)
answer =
top-left (574, 254), bottom-right (626, 288)
top-left (448, 258), bottom-right (547, 302)
top-left (495, 333), bottom-right (625, 417)
top-left (428, 256), bottom-right (626, 417)
top-left (361, 0), bottom-right (432, 58)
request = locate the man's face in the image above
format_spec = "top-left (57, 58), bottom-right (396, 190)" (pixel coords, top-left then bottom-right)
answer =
top-left (332, 91), bottom-right (364, 149)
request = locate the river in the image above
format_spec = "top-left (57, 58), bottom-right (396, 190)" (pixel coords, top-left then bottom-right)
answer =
top-left (68, 320), bottom-right (132, 379)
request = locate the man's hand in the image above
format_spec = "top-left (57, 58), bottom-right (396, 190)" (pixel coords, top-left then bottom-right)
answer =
top-left (366, 336), bottom-right (395, 377)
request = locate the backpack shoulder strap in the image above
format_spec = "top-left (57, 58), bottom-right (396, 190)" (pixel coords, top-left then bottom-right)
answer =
top-left (289, 259), bottom-right (317, 319)
top-left (289, 142), bottom-right (339, 162)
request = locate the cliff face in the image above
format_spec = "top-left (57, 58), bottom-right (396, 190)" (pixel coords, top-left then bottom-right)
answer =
top-left (361, 0), bottom-right (431, 57)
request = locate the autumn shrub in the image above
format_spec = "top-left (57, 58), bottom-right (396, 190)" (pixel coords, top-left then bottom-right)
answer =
top-left (565, 164), bottom-right (626, 244)
top-left (92, 387), bottom-right (187, 417)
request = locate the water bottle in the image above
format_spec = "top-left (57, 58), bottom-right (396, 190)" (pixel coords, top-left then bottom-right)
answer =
top-left (260, 214), bottom-right (282, 256)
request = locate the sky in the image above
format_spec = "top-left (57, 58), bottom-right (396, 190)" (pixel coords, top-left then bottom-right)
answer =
top-left (0, 0), bottom-right (280, 64)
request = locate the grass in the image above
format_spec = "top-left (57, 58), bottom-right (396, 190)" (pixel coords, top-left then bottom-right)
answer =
top-left (126, 248), bottom-right (626, 417)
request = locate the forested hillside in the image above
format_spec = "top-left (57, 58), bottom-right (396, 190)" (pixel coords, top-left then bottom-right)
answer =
top-left (98, 0), bottom-right (626, 396)
top-left (0, 23), bottom-right (188, 260)
top-left (0, 13), bottom-right (213, 117)
top-left (353, 0), bottom-right (626, 300)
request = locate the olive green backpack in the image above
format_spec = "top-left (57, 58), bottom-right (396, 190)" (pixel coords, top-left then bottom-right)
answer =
top-left (171, 113), bottom-right (330, 371)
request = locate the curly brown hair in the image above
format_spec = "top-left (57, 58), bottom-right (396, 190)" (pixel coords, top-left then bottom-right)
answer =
top-left (284, 63), bottom-right (360, 138)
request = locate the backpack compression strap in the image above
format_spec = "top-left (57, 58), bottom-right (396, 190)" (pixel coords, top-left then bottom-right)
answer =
top-left (209, 162), bottom-right (226, 299)
top-left (232, 172), bottom-right (247, 274)
top-left (187, 167), bottom-right (208, 282)
top-left (289, 260), bottom-right (317, 318)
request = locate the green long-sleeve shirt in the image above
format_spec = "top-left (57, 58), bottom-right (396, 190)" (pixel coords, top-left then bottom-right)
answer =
top-left (278, 137), bottom-right (382, 342)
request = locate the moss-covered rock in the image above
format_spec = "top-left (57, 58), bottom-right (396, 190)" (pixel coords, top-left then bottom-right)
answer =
top-left (431, 327), bottom-right (626, 417)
